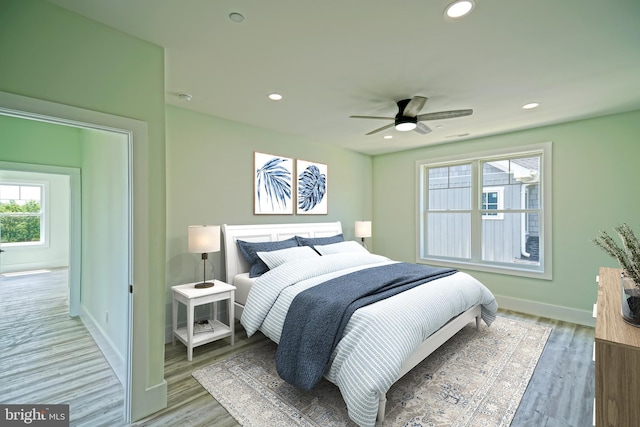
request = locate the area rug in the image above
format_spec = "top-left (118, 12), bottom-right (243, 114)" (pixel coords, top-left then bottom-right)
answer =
top-left (192, 316), bottom-right (551, 427)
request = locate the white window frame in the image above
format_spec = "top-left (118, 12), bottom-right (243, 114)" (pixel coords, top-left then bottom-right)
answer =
top-left (482, 186), bottom-right (504, 220)
top-left (416, 142), bottom-right (552, 280)
top-left (0, 181), bottom-right (48, 248)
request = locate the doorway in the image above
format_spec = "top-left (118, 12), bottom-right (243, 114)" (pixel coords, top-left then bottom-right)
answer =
top-left (0, 93), bottom-right (135, 423)
top-left (0, 165), bottom-right (78, 311)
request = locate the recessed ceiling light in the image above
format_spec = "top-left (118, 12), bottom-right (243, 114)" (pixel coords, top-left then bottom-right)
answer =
top-left (229, 12), bottom-right (245, 23)
top-left (383, 135), bottom-right (393, 139)
top-left (177, 93), bottom-right (192, 102)
top-left (268, 93), bottom-right (283, 101)
top-left (522, 102), bottom-right (540, 109)
top-left (445, 0), bottom-right (475, 19)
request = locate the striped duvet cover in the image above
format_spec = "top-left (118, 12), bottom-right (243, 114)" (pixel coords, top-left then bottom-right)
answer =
top-left (241, 252), bottom-right (498, 427)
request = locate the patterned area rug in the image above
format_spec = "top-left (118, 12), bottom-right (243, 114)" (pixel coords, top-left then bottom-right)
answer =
top-left (193, 316), bottom-right (551, 427)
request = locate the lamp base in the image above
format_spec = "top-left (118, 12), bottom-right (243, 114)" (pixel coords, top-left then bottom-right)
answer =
top-left (194, 281), bottom-right (215, 289)
top-left (360, 237), bottom-right (368, 250)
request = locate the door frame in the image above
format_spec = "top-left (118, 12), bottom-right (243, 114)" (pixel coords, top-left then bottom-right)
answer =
top-left (0, 90), bottom-right (144, 423)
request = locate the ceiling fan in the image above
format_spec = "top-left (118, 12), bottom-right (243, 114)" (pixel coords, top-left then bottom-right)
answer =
top-left (350, 96), bottom-right (473, 135)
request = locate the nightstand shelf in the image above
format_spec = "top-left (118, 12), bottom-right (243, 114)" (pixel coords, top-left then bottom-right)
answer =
top-left (172, 280), bottom-right (235, 361)
top-left (174, 319), bottom-right (232, 347)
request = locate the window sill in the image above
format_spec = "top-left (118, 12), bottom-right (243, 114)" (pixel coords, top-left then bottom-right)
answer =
top-left (1, 241), bottom-right (46, 249)
top-left (417, 257), bottom-right (552, 280)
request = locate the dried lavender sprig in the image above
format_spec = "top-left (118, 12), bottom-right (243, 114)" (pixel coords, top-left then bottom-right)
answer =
top-left (616, 223), bottom-right (640, 282)
top-left (593, 225), bottom-right (640, 285)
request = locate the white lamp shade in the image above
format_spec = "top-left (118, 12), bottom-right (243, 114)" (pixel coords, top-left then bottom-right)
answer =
top-left (355, 221), bottom-right (372, 238)
top-left (188, 225), bottom-right (220, 253)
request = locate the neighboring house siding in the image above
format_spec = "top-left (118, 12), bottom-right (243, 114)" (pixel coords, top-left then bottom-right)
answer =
top-left (428, 166), bottom-right (539, 264)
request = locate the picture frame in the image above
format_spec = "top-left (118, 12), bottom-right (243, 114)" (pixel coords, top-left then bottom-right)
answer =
top-left (296, 159), bottom-right (328, 215)
top-left (254, 152), bottom-right (293, 215)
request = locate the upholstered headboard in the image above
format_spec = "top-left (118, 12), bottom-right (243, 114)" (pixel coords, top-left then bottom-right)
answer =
top-left (221, 222), bottom-right (343, 284)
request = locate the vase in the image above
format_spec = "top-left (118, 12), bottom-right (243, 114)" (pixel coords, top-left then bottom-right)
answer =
top-left (621, 274), bottom-right (640, 327)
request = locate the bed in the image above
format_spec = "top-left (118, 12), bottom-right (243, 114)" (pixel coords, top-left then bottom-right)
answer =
top-left (222, 221), bottom-right (498, 427)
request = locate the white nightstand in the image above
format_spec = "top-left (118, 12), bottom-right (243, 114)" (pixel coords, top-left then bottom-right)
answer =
top-left (172, 280), bottom-right (235, 361)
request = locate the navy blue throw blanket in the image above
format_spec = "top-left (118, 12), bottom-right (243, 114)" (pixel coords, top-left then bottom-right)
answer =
top-left (275, 262), bottom-right (456, 390)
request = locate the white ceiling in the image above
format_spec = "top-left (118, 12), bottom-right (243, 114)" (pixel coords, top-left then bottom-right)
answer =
top-left (47, 0), bottom-right (640, 155)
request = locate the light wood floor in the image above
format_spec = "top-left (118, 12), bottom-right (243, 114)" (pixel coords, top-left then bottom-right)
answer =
top-left (0, 268), bottom-right (124, 427)
top-left (0, 269), bottom-right (595, 426)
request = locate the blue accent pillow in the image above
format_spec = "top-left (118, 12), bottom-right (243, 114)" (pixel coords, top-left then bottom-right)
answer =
top-left (237, 237), bottom-right (298, 277)
top-left (295, 234), bottom-right (344, 248)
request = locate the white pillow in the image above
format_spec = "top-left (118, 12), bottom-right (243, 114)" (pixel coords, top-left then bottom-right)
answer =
top-left (314, 240), bottom-right (370, 255)
top-left (257, 245), bottom-right (319, 270)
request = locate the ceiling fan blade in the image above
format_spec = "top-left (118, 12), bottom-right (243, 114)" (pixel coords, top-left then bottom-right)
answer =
top-left (350, 115), bottom-right (395, 120)
top-left (414, 122), bottom-right (432, 135)
top-left (366, 123), bottom-right (394, 135)
top-left (417, 109), bottom-right (473, 121)
top-left (403, 96), bottom-right (428, 117)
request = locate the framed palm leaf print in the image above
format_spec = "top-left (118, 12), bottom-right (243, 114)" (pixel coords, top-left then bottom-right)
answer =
top-left (296, 159), bottom-right (328, 215)
top-left (254, 152), bottom-right (293, 214)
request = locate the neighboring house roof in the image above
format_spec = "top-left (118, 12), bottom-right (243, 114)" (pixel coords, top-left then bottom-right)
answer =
top-left (486, 159), bottom-right (539, 183)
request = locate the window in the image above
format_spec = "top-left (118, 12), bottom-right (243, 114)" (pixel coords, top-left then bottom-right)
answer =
top-left (482, 187), bottom-right (504, 220)
top-left (417, 142), bottom-right (552, 279)
top-left (0, 183), bottom-right (44, 245)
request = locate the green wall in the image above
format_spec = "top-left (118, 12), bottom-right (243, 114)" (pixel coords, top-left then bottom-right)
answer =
top-left (165, 105), bottom-right (373, 329)
top-left (0, 115), bottom-right (77, 273)
top-left (0, 114), bottom-right (82, 165)
top-left (80, 129), bottom-right (129, 376)
top-left (373, 109), bottom-right (640, 324)
top-left (0, 0), bottom-right (167, 420)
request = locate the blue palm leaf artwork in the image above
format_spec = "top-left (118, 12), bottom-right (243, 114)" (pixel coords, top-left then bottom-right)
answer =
top-left (297, 164), bottom-right (327, 212)
top-left (255, 154), bottom-right (292, 214)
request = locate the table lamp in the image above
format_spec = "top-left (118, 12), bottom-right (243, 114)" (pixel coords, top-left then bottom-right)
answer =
top-left (355, 221), bottom-right (372, 249)
top-left (188, 225), bottom-right (220, 288)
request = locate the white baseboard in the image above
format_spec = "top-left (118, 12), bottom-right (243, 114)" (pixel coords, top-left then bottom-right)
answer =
top-left (0, 262), bottom-right (68, 274)
top-left (131, 379), bottom-right (167, 422)
top-left (164, 324), bottom-right (173, 345)
top-left (495, 294), bottom-right (595, 327)
top-left (80, 305), bottom-right (126, 386)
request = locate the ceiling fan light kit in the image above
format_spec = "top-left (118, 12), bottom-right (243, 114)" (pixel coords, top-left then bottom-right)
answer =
top-left (395, 120), bottom-right (417, 132)
top-left (350, 95), bottom-right (473, 136)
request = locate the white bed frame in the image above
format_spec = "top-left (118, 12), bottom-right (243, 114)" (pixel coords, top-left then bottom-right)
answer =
top-left (222, 221), bottom-right (343, 319)
top-left (221, 221), bottom-right (481, 423)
